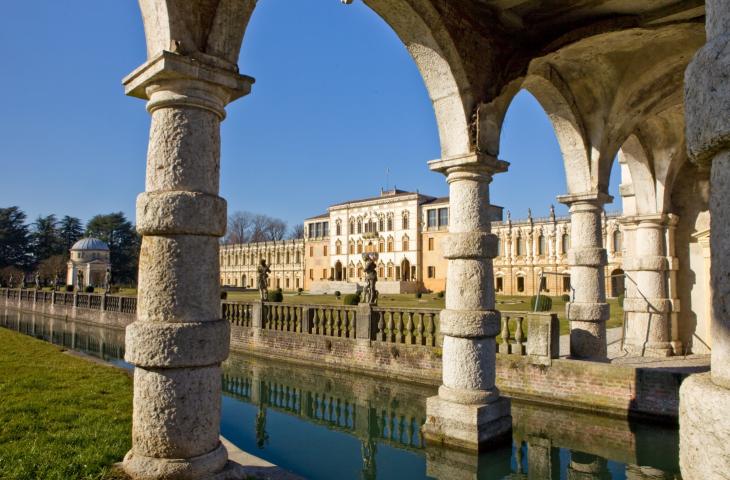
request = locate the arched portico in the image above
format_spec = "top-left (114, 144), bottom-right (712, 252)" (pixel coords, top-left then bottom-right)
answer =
top-left (121, 1), bottom-right (727, 477)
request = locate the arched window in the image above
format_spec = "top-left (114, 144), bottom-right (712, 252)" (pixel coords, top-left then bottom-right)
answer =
top-left (387, 216), bottom-right (393, 231)
top-left (336, 241), bottom-right (342, 255)
top-left (357, 220), bottom-right (362, 234)
top-left (357, 241), bottom-right (363, 254)
top-left (516, 237), bottom-right (523, 256)
top-left (350, 221), bottom-right (355, 235)
top-left (378, 217), bottom-right (384, 232)
top-left (336, 222), bottom-right (341, 236)
top-left (378, 240), bottom-right (384, 253)
top-left (402, 213), bottom-right (409, 230)
top-left (538, 235), bottom-right (546, 256)
top-left (387, 238), bottom-right (394, 252)
top-left (402, 236), bottom-right (409, 251)
top-left (562, 233), bottom-right (570, 254)
top-left (517, 276), bottom-right (525, 292)
top-left (613, 230), bottom-right (622, 253)
top-left (349, 242), bottom-right (355, 255)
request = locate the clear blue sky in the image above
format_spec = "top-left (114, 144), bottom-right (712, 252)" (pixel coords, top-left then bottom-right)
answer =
top-left (0, 0), bottom-right (621, 229)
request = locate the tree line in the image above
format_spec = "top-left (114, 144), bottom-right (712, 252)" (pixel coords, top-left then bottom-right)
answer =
top-left (0, 207), bottom-right (301, 287)
top-left (0, 207), bottom-right (140, 287)
top-left (223, 211), bottom-right (303, 245)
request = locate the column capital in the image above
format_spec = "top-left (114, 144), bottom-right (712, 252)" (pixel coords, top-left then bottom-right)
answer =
top-left (428, 152), bottom-right (509, 178)
top-left (619, 213), bottom-right (678, 228)
top-left (556, 191), bottom-right (613, 209)
top-left (123, 51), bottom-right (255, 118)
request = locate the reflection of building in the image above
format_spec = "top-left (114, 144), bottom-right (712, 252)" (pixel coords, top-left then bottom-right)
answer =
top-left (66, 237), bottom-right (111, 288)
top-left (220, 189), bottom-right (624, 296)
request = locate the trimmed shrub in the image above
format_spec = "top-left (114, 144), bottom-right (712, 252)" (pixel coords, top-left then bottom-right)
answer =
top-left (268, 290), bottom-right (283, 303)
top-left (297, 288), bottom-right (303, 295)
top-left (84, 286), bottom-right (94, 293)
top-left (415, 292), bottom-right (422, 299)
top-left (529, 295), bottom-right (552, 312)
top-left (560, 294), bottom-right (571, 302)
top-left (436, 291), bottom-right (445, 298)
top-left (334, 291), bottom-right (341, 298)
top-left (220, 291), bottom-right (228, 300)
top-left (343, 293), bottom-right (360, 306)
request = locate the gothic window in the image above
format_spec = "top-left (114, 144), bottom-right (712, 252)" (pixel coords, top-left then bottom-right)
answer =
top-left (402, 213), bottom-right (409, 230)
top-left (357, 220), bottom-right (362, 234)
top-left (357, 241), bottom-right (363, 254)
top-left (562, 233), bottom-right (570, 254)
top-left (402, 236), bottom-right (409, 251)
top-left (516, 237), bottom-right (523, 256)
top-left (387, 217), bottom-right (393, 231)
top-left (379, 240), bottom-right (384, 253)
top-left (350, 221), bottom-right (355, 235)
top-left (378, 217), bottom-right (384, 232)
top-left (336, 222), bottom-right (341, 236)
top-left (538, 235), bottom-right (546, 255)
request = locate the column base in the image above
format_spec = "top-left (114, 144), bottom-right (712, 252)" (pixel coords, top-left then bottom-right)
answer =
top-left (622, 340), bottom-right (673, 358)
top-left (123, 442), bottom-right (236, 480)
top-left (569, 320), bottom-right (608, 361)
top-left (422, 394), bottom-right (512, 452)
top-left (680, 372), bottom-right (730, 480)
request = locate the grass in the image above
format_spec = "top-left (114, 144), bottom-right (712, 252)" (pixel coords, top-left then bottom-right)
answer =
top-left (0, 328), bottom-right (132, 480)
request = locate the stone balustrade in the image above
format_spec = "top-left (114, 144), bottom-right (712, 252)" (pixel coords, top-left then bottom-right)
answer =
top-left (2, 288), bottom-right (137, 315)
top-left (371, 306), bottom-right (440, 347)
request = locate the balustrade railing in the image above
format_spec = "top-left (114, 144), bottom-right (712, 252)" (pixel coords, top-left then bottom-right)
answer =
top-left (310, 305), bottom-right (357, 338)
top-left (371, 307), bottom-right (440, 347)
top-left (498, 311), bottom-right (528, 355)
top-left (263, 303), bottom-right (304, 333)
top-left (222, 302), bottom-right (253, 327)
top-left (1, 288), bottom-right (137, 315)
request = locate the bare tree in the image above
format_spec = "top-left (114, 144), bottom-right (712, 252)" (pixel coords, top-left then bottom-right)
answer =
top-left (224, 211), bottom-right (253, 244)
top-left (289, 223), bottom-right (305, 239)
top-left (250, 214), bottom-right (270, 243)
top-left (265, 219), bottom-right (288, 241)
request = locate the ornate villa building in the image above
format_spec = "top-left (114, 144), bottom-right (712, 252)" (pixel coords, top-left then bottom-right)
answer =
top-left (220, 189), bottom-right (624, 298)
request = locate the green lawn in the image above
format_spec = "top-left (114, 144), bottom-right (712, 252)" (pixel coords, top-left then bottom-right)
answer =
top-left (0, 328), bottom-right (132, 480)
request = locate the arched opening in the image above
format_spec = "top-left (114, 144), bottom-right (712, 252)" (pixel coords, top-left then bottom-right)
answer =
top-left (334, 261), bottom-right (343, 282)
top-left (401, 259), bottom-right (411, 281)
top-left (610, 269), bottom-right (625, 298)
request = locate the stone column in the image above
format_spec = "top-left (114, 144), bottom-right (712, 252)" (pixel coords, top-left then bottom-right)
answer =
top-left (422, 153), bottom-right (511, 450)
top-left (621, 215), bottom-right (674, 357)
top-left (557, 192), bottom-right (611, 360)
top-left (680, 1), bottom-right (730, 478)
top-left (121, 52), bottom-right (253, 479)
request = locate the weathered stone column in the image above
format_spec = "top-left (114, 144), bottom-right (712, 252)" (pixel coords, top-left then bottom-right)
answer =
top-left (422, 153), bottom-right (511, 450)
top-left (557, 192), bottom-right (611, 360)
top-left (680, 1), bottom-right (730, 478)
top-left (121, 52), bottom-right (252, 479)
top-left (621, 215), bottom-right (674, 357)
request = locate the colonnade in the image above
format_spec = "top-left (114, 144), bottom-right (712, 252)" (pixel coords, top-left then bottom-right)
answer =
top-left (119, 1), bottom-right (729, 477)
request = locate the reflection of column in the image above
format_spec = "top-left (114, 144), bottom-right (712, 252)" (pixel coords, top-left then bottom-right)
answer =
top-left (680, 2), bottom-right (730, 478)
top-left (423, 153), bottom-right (511, 450)
top-left (425, 442), bottom-right (511, 480)
top-left (360, 406), bottom-right (378, 480)
top-left (527, 436), bottom-right (559, 480)
top-left (558, 192), bottom-right (611, 360)
top-left (567, 452), bottom-right (610, 480)
top-left (622, 215), bottom-right (674, 356)
top-left (121, 53), bottom-right (252, 479)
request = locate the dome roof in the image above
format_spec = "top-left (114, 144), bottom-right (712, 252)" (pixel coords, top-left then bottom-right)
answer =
top-left (71, 237), bottom-right (109, 251)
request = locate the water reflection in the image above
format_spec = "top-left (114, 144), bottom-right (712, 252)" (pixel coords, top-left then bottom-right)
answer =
top-left (1, 308), bottom-right (682, 480)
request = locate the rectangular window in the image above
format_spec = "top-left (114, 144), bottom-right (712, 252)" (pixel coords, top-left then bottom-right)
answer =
top-left (323, 245), bottom-right (328, 256)
top-left (323, 222), bottom-right (329, 237)
top-left (428, 237), bottom-right (434, 251)
top-left (438, 208), bottom-right (449, 228)
top-left (322, 269), bottom-right (327, 280)
top-left (403, 239), bottom-right (409, 251)
top-left (387, 218), bottom-right (393, 231)
top-left (336, 245), bottom-right (341, 255)
top-left (309, 246), bottom-right (314, 257)
top-left (309, 269), bottom-right (313, 280)
top-left (336, 223), bottom-right (341, 236)
top-left (387, 266), bottom-right (393, 278)
top-left (308, 224), bottom-right (314, 238)
top-left (286, 278), bottom-right (290, 288)
top-left (496, 277), bottom-right (503, 292)
top-left (427, 266), bottom-right (436, 278)
top-left (517, 276), bottom-right (525, 293)
top-left (427, 209), bottom-right (437, 229)
top-left (563, 275), bottom-right (571, 292)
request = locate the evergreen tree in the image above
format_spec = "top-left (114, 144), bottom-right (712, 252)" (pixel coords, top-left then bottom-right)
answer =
top-left (31, 214), bottom-right (63, 263)
top-left (0, 207), bottom-right (31, 270)
top-left (85, 212), bottom-right (140, 285)
top-left (59, 215), bottom-right (83, 252)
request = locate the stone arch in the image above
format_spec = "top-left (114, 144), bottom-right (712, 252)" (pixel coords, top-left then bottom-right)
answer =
top-left (520, 76), bottom-right (593, 195)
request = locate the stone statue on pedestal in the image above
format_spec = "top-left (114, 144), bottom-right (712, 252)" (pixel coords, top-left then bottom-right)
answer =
top-left (362, 253), bottom-right (379, 305)
top-left (257, 259), bottom-right (271, 301)
top-left (104, 268), bottom-right (112, 292)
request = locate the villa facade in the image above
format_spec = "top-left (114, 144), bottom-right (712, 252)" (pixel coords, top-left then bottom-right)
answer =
top-left (220, 189), bottom-right (624, 297)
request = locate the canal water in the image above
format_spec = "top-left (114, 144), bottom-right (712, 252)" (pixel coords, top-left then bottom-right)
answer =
top-left (1, 308), bottom-right (682, 480)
